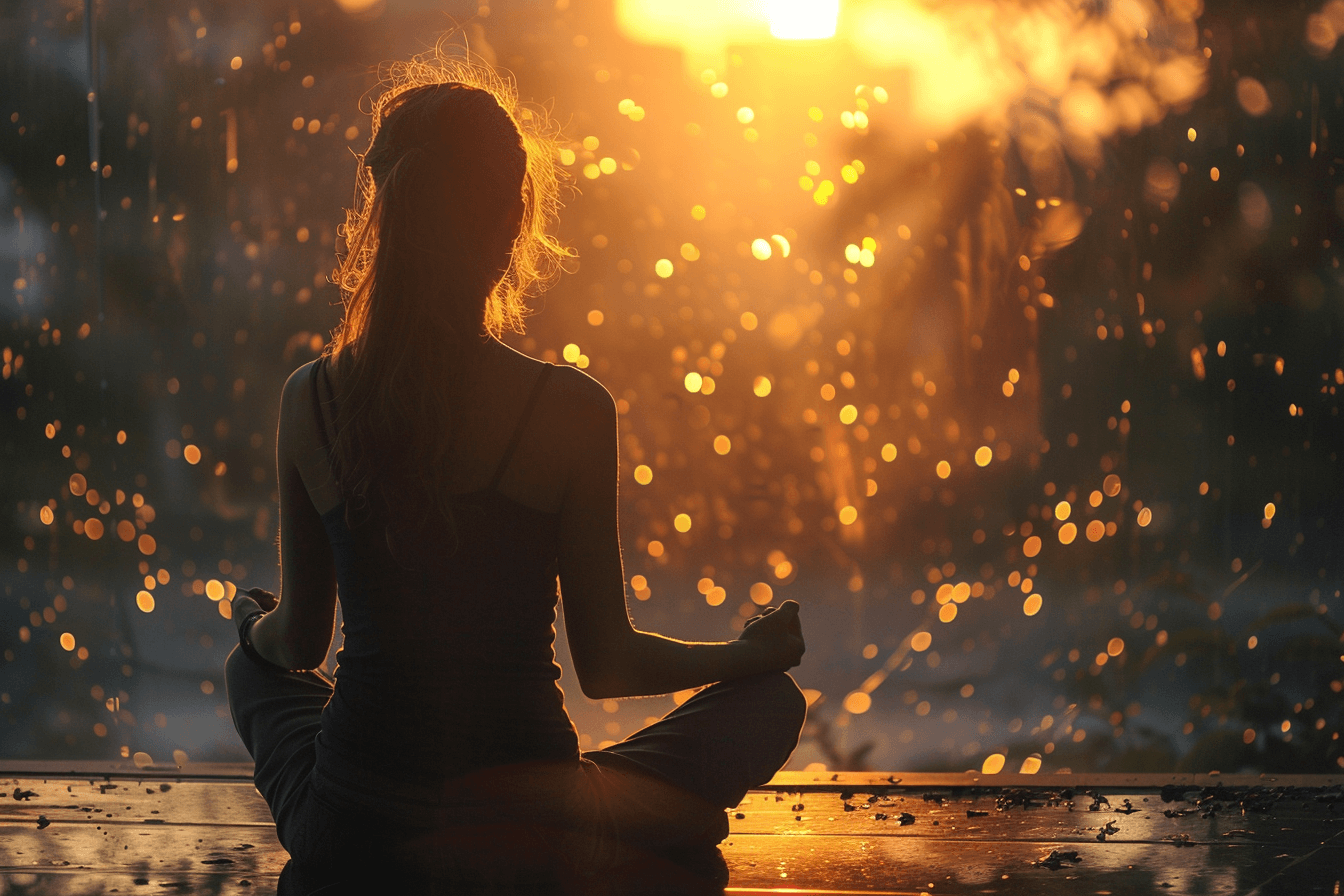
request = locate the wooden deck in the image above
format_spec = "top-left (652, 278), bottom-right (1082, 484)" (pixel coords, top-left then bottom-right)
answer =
top-left (1, 762), bottom-right (1341, 895)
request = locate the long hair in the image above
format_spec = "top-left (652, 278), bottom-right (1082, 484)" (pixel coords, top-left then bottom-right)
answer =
top-left (325, 48), bottom-right (570, 563)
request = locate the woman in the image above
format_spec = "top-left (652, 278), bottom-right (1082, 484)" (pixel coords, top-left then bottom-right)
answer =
top-left (225, 53), bottom-right (806, 895)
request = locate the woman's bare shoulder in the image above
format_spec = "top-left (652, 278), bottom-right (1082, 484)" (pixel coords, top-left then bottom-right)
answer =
top-left (494, 340), bottom-right (614, 420)
top-left (544, 362), bottom-right (615, 415)
top-left (278, 360), bottom-right (323, 420)
top-left (282, 359), bottom-right (321, 392)
top-left (527, 361), bottom-right (616, 450)
top-left (272, 360), bottom-right (325, 466)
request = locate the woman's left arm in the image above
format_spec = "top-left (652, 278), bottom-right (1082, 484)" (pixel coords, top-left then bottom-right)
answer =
top-left (244, 366), bottom-right (339, 671)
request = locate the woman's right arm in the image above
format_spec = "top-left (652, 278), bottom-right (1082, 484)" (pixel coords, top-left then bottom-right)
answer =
top-left (555, 370), bottom-right (804, 700)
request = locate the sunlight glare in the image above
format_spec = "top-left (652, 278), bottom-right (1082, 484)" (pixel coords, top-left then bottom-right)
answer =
top-left (764, 0), bottom-right (839, 39)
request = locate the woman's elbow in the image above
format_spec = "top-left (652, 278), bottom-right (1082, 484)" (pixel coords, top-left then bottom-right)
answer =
top-left (575, 666), bottom-right (623, 700)
top-left (578, 681), bottom-right (615, 701)
top-left (567, 629), bottom-right (639, 700)
top-left (572, 653), bottom-right (633, 700)
top-left (279, 636), bottom-right (331, 672)
top-left (292, 652), bottom-right (329, 673)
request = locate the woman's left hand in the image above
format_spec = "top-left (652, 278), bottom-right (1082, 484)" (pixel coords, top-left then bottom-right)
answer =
top-left (231, 587), bottom-right (278, 638)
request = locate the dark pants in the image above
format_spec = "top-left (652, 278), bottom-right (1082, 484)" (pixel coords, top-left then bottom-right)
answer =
top-left (224, 646), bottom-right (806, 893)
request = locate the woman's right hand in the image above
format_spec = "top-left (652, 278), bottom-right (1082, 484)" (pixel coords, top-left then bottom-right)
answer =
top-left (736, 599), bottom-right (805, 671)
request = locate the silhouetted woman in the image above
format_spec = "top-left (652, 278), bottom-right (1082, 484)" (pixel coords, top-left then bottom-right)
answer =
top-left (225, 54), bottom-right (806, 895)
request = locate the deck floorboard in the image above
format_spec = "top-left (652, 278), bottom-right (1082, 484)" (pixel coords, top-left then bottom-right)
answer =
top-left (2, 765), bottom-right (1340, 894)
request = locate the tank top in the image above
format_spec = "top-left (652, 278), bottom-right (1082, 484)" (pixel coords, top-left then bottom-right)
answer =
top-left (305, 356), bottom-right (579, 812)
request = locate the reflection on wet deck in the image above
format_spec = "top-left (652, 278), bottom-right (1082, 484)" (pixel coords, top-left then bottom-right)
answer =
top-left (1, 764), bottom-right (1340, 894)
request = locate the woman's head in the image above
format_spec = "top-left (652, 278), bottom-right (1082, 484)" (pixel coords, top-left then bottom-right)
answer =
top-left (333, 50), bottom-right (568, 346)
top-left (365, 83), bottom-right (527, 309)
top-left (324, 50), bottom-right (570, 562)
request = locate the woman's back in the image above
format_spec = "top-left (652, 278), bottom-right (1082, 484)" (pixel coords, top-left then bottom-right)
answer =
top-left (296, 341), bottom-right (580, 517)
top-left (292, 344), bottom-right (608, 810)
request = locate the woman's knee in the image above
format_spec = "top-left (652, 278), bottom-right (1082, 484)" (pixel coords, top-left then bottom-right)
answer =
top-left (751, 671), bottom-right (807, 726)
top-left (775, 674), bottom-right (808, 757)
top-left (730, 672), bottom-right (806, 787)
top-left (729, 671), bottom-right (806, 753)
top-left (713, 669), bottom-right (803, 708)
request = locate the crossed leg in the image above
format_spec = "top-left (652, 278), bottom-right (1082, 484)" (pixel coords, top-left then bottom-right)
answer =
top-left (226, 646), bottom-right (807, 891)
top-left (590, 671), bottom-right (807, 807)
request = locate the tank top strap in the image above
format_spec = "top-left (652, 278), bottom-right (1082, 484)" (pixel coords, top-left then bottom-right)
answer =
top-left (310, 356), bottom-right (337, 457)
top-left (488, 362), bottom-right (552, 491)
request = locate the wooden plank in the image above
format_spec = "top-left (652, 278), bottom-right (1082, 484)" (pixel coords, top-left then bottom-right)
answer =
top-left (4, 833), bottom-right (1340, 896)
top-left (10, 771), bottom-right (1337, 847)
top-left (0, 869), bottom-right (272, 896)
top-left (0, 761), bottom-right (257, 780)
top-left (721, 832), bottom-right (1343, 893)
top-left (727, 789), bottom-right (1344, 845)
top-left (1, 772), bottom-right (284, 894)
top-left (1, 776), bottom-right (276, 827)
top-left (725, 890), bottom-right (925, 895)
top-left (763, 771), bottom-right (1344, 792)
top-left (2, 768), bottom-right (1342, 895)
top-left (3, 763), bottom-right (1340, 790)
